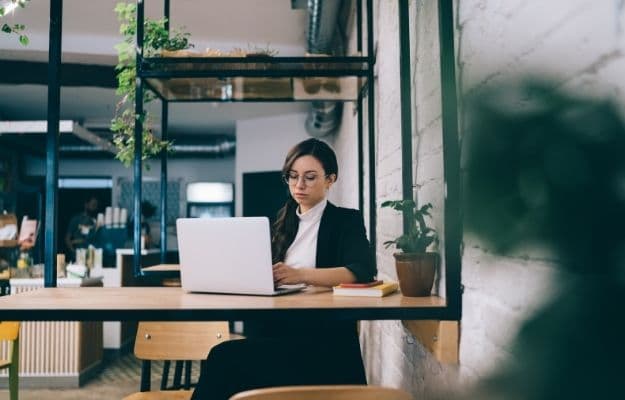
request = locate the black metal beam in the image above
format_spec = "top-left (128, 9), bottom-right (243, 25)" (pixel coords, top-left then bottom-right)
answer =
top-left (44, 0), bottom-right (62, 288)
top-left (399, 0), bottom-right (413, 232)
top-left (438, 0), bottom-right (462, 320)
top-left (0, 138), bottom-right (45, 157)
top-left (356, 0), bottom-right (362, 53)
top-left (357, 97), bottom-right (364, 213)
top-left (0, 60), bottom-right (116, 88)
top-left (160, 0), bottom-right (170, 264)
top-left (366, 0), bottom-right (377, 270)
top-left (133, 0), bottom-right (145, 279)
top-left (356, 0), bottom-right (364, 213)
top-left (0, 305), bottom-right (458, 322)
top-left (160, 101), bottom-right (168, 264)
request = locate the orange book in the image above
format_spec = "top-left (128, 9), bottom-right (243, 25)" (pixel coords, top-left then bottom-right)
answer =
top-left (338, 280), bottom-right (383, 288)
top-left (332, 281), bottom-right (399, 297)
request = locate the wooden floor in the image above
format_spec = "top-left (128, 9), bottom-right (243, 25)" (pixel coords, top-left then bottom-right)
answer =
top-left (1, 354), bottom-right (202, 400)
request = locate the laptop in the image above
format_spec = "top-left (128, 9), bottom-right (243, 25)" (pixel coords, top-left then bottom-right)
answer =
top-left (176, 217), bottom-right (305, 296)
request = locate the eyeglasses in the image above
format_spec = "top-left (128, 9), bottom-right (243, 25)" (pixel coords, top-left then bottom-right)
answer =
top-left (283, 172), bottom-right (328, 187)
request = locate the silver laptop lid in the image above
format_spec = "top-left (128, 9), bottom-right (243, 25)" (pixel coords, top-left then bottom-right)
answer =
top-left (176, 217), bottom-right (276, 295)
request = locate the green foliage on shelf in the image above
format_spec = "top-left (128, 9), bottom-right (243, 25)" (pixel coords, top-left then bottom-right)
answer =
top-left (0, 0), bottom-right (30, 46)
top-left (381, 200), bottom-right (437, 253)
top-left (111, 2), bottom-right (193, 167)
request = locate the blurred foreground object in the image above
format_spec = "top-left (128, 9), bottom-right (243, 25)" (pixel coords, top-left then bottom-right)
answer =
top-left (464, 81), bottom-right (625, 274)
top-left (460, 80), bottom-right (625, 399)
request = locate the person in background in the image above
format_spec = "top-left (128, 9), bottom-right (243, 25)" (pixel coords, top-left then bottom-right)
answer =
top-left (64, 195), bottom-right (99, 262)
top-left (127, 200), bottom-right (157, 248)
top-left (191, 138), bottom-right (376, 400)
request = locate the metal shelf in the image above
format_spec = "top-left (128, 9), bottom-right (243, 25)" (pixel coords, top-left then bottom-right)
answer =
top-left (139, 56), bottom-right (370, 101)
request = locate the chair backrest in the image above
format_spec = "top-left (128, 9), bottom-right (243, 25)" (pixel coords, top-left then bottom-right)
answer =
top-left (0, 322), bottom-right (19, 341)
top-left (134, 321), bottom-right (235, 361)
top-left (229, 385), bottom-right (413, 400)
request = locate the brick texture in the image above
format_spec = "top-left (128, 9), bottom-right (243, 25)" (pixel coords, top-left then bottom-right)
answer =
top-left (330, 0), bottom-right (625, 398)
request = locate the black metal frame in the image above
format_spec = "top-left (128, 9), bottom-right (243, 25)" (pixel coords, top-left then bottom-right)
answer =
top-left (132, 0), bottom-right (378, 281)
top-left (0, 305), bottom-right (457, 322)
top-left (38, 0), bottom-right (462, 322)
top-left (43, 0), bottom-right (62, 288)
top-left (437, 0), bottom-right (462, 318)
top-left (396, 0), bottom-right (462, 321)
top-left (160, 0), bottom-right (170, 266)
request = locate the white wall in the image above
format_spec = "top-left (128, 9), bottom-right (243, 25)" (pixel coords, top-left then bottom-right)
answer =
top-left (327, 101), bottom-right (361, 211)
top-left (329, 0), bottom-right (625, 398)
top-left (235, 113), bottom-right (309, 216)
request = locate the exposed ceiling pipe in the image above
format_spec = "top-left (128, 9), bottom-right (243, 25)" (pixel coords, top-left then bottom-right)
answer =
top-left (61, 136), bottom-right (236, 157)
top-left (0, 120), bottom-right (235, 158)
top-left (305, 0), bottom-right (343, 138)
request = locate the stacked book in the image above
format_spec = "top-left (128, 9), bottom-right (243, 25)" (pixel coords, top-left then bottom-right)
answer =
top-left (332, 280), bottom-right (399, 297)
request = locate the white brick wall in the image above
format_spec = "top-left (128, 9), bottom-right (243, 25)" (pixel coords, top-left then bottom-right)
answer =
top-left (331, 0), bottom-right (625, 398)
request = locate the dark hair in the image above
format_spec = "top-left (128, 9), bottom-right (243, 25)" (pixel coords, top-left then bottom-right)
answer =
top-left (141, 200), bottom-right (157, 219)
top-left (84, 195), bottom-right (99, 205)
top-left (271, 138), bottom-right (338, 262)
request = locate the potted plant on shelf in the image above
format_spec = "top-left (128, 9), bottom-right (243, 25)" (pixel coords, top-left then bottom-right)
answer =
top-left (381, 199), bottom-right (438, 297)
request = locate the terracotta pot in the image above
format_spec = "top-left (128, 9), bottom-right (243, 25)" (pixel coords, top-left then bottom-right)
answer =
top-left (393, 252), bottom-right (438, 297)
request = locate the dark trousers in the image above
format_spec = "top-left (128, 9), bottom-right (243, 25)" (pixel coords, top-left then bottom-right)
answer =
top-left (191, 334), bottom-right (367, 400)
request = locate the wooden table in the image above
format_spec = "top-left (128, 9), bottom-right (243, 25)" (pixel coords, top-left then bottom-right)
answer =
top-left (0, 286), bottom-right (447, 321)
top-left (141, 264), bottom-right (180, 272)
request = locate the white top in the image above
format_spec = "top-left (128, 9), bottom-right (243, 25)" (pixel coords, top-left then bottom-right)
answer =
top-left (284, 198), bottom-right (328, 268)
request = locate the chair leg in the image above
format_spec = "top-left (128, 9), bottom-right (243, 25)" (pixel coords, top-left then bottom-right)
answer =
top-left (183, 360), bottom-right (192, 390)
top-left (161, 360), bottom-right (171, 390)
top-left (9, 338), bottom-right (18, 400)
top-left (140, 360), bottom-right (151, 392)
top-left (172, 361), bottom-right (183, 389)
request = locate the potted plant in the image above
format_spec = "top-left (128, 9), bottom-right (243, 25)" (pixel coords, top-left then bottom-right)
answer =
top-left (381, 199), bottom-right (438, 297)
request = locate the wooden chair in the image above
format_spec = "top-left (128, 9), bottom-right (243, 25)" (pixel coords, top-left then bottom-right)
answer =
top-left (123, 321), bottom-right (243, 400)
top-left (229, 385), bottom-right (413, 400)
top-left (0, 321), bottom-right (20, 400)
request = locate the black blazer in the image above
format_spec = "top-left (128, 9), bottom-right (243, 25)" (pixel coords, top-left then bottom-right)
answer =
top-left (314, 202), bottom-right (376, 282)
top-left (244, 202), bottom-right (376, 339)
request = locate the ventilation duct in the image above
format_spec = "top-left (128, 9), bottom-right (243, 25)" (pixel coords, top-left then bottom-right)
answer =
top-left (307, 0), bottom-right (341, 54)
top-left (305, 0), bottom-right (343, 138)
top-left (60, 135), bottom-right (236, 158)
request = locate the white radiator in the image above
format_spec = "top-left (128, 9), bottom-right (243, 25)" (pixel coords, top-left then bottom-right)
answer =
top-left (0, 280), bottom-right (102, 386)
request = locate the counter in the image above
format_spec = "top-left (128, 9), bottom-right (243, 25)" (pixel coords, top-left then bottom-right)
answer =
top-left (0, 276), bottom-right (102, 389)
top-left (91, 248), bottom-right (161, 357)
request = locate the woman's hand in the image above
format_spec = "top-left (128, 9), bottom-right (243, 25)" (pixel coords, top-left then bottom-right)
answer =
top-left (273, 264), bottom-right (358, 288)
top-left (272, 262), bottom-right (305, 286)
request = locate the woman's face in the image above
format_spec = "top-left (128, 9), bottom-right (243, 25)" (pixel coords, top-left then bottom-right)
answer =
top-left (287, 155), bottom-right (335, 213)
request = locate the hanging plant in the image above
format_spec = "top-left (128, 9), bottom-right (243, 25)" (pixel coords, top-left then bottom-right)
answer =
top-left (111, 1), bottom-right (193, 167)
top-left (0, 0), bottom-right (30, 45)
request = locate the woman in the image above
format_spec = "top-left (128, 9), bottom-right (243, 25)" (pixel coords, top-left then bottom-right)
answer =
top-left (191, 138), bottom-right (376, 400)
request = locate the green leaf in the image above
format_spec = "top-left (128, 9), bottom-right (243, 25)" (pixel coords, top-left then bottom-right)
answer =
top-left (19, 34), bottom-right (28, 46)
top-left (382, 199), bottom-right (437, 253)
top-left (1, 24), bottom-right (12, 34)
top-left (111, 1), bottom-right (191, 167)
